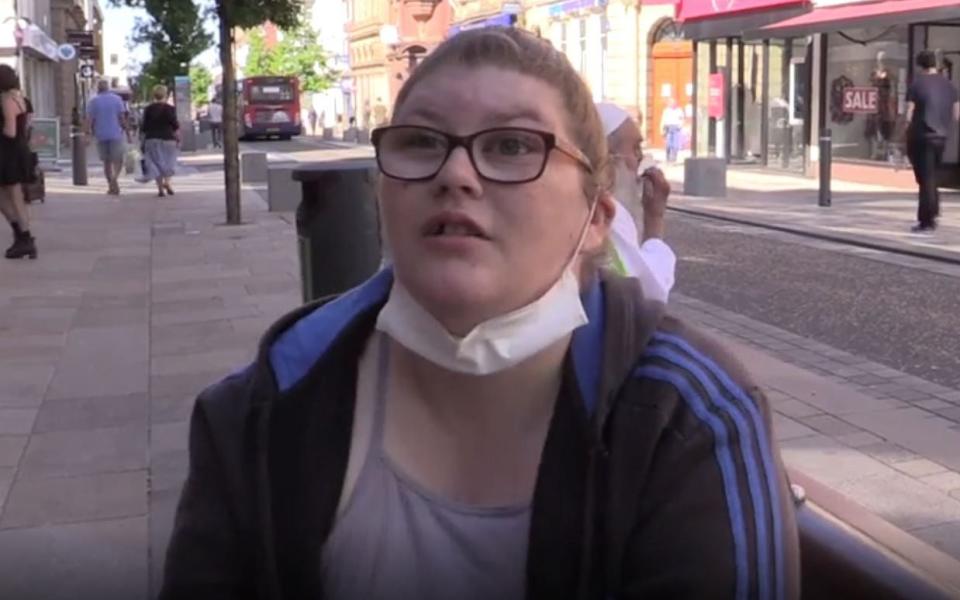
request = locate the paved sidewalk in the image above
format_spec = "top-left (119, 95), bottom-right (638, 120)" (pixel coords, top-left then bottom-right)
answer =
top-left (1, 164), bottom-right (959, 598)
top-left (659, 161), bottom-right (960, 263)
top-left (0, 170), bottom-right (300, 599)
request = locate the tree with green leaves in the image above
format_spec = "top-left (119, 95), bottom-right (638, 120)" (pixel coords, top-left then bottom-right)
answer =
top-left (243, 21), bottom-right (338, 94)
top-left (123, 0), bottom-right (303, 224)
top-left (189, 63), bottom-right (214, 106)
top-left (128, 0), bottom-right (212, 102)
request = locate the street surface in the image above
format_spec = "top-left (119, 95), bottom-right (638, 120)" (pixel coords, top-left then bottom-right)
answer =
top-left (670, 213), bottom-right (960, 388)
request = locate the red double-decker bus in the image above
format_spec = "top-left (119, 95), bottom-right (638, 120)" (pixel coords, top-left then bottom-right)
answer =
top-left (238, 76), bottom-right (302, 140)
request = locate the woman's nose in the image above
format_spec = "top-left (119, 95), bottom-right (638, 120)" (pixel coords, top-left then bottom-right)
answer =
top-left (435, 145), bottom-right (483, 195)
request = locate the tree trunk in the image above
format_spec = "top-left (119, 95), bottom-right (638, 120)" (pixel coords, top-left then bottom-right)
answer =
top-left (218, 0), bottom-right (241, 224)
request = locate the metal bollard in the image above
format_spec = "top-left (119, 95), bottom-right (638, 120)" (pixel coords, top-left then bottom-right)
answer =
top-left (818, 129), bottom-right (831, 207)
top-left (71, 126), bottom-right (88, 186)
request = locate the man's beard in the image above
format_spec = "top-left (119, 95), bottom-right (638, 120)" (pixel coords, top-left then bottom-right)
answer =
top-left (613, 162), bottom-right (642, 224)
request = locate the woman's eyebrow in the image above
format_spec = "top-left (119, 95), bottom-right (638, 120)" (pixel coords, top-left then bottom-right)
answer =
top-left (399, 106), bottom-right (549, 127)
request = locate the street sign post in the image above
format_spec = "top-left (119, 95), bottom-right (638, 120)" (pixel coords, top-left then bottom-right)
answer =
top-left (65, 30), bottom-right (97, 60)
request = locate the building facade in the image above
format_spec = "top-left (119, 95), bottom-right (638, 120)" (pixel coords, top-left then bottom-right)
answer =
top-left (308, 0), bottom-right (352, 131)
top-left (50, 0), bottom-right (92, 139)
top-left (446, 0), bottom-right (689, 149)
top-left (101, 12), bottom-right (131, 90)
top-left (0, 0), bottom-right (62, 118)
top-left (345, 0), bottom-right (452, 129)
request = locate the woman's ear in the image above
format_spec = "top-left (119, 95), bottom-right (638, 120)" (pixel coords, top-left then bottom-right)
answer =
top-left (594, 190), bottom-right (616, 227)
top-left (581, 190), bottom-right (615, 255)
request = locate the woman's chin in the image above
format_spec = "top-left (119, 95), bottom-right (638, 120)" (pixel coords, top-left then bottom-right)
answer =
top-left (400, 267), bottom-right (502, 320)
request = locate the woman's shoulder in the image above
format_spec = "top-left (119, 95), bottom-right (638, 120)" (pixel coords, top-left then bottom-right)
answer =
top-left (628, 314), bottom-right (766, 427)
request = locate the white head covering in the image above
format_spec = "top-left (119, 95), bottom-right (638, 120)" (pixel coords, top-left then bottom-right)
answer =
top-left (595, 102), bottom-right (630, 137)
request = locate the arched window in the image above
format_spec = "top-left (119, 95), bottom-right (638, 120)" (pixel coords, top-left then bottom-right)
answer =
top-left (652, 20), bottom-right (683, 44)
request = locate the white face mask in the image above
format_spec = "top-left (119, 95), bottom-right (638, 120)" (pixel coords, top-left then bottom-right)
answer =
top-left (375, 202), bottom-right (599, 376)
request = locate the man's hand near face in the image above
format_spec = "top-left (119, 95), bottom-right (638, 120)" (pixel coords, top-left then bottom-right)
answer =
top-left (640, 166), bottom-right (669, 241)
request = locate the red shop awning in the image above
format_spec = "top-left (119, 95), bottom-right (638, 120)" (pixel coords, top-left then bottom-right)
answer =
top-left (756, 0), bottom-right (960, 38)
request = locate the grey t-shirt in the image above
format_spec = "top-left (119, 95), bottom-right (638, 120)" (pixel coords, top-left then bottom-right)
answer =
top-left (908, 73), bottom-right (959, 138)
top-left (321, 336), bottom-right (531, 600)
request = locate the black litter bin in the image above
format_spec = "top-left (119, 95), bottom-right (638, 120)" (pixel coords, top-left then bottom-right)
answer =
top-left (292, 159), bottom-right (382, 303)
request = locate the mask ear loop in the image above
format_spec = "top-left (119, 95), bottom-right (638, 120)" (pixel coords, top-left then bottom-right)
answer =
top-left (559, 194), bottom-right (602, 277)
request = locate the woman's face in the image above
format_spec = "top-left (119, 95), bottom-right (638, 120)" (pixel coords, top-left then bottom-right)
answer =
top-left (379, 65), bottom-right (612, 335)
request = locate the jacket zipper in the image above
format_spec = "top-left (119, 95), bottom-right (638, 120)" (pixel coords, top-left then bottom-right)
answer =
top-left (254, 396), bottom-right (284, 600)
top-left (577, 393), bottom-right (614, 600)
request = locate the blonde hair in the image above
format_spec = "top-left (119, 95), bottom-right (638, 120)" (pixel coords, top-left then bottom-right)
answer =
top-left (152, 85), bottom-right (168, 102)
top-left (392, 27), bottom-right (612, 197)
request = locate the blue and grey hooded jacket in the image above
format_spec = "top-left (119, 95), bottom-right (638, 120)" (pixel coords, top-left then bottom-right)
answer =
top-left (159, 269), bottom-right (800, 600)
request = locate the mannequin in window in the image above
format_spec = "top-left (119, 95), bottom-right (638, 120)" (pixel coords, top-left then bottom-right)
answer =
top-left (867, 51), bottom-right (898, 159)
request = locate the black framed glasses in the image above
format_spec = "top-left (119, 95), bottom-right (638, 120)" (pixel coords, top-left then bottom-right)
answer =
top-left (371, 125), bottom-right (594, 184)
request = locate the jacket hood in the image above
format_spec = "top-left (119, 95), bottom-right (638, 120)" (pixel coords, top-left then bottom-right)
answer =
top-left (259, 267), bottom-right (664, 421)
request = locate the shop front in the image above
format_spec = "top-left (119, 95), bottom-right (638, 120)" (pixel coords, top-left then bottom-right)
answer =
top-left (19, 24), bottom-right (60, 118)
top-left (678, 0), bottom-right (812, 172)
top-left (758, 0), bottom-right (960, 186)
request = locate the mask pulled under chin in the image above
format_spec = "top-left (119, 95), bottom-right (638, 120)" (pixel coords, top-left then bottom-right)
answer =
top-left (375, 268), bottom-right (589, 376)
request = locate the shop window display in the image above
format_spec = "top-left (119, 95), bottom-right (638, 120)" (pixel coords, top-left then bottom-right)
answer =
top-left (826, 26), bottom-right (909, 163)
top-left (767, 38), bottom-right (808, 170)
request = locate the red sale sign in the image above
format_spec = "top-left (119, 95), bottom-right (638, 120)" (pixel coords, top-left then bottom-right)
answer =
top-left (842, 87), bottom-right (879, 114)
top-left (708, 72), bottom-right (725, 119)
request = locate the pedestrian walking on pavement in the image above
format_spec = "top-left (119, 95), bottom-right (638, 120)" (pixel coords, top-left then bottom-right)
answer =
top-left (86, 79), bottom-right (129, 195)
top-left (373, 97), bottom-right (388, 127)
top-left (0, 65), bottom-right (37, 259)
top-left (141, 85), bottom-right (181, 197)
top-left (308, 106), bottom-right (318, 136)
top-left (207, 97), bottom-right (223, 149)
top-left (905, 50), bottom-right (960, 233)
top-left (659, 98), bottom-right (686, 163)
top-left (161, 27), bottom-right (799, 600)
top-left (596, 102), bottom-right (676, 304)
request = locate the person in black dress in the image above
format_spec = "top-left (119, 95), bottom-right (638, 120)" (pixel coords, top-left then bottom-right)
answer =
top-left (0, 64), bottom-right (36, 259)
top-left (141, 85), bottom-right (180, 197)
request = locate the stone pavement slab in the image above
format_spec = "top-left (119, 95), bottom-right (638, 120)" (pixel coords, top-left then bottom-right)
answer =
top-left (0, 365), bottom-right (55, 407)
top-left (0, 436), bottom-right (27, 468)
top-left (0, 516), bottom-right (148, 600)
top-left (1, 470), bottom-right (146, 529)
top-left (662, 162), bottom-right (960, 264)
top-left (33, 393), bottom-right (148, 433)
top-left (18, 425), bottom-right (147, 479)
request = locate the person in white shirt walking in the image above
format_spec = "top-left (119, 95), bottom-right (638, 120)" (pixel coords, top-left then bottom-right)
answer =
top-left (659, 98), bottom-right (686, 163)
top-left (596, 102), bottom-right (676, 304)
top-left (208, 97), bottom-right (223, 149)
